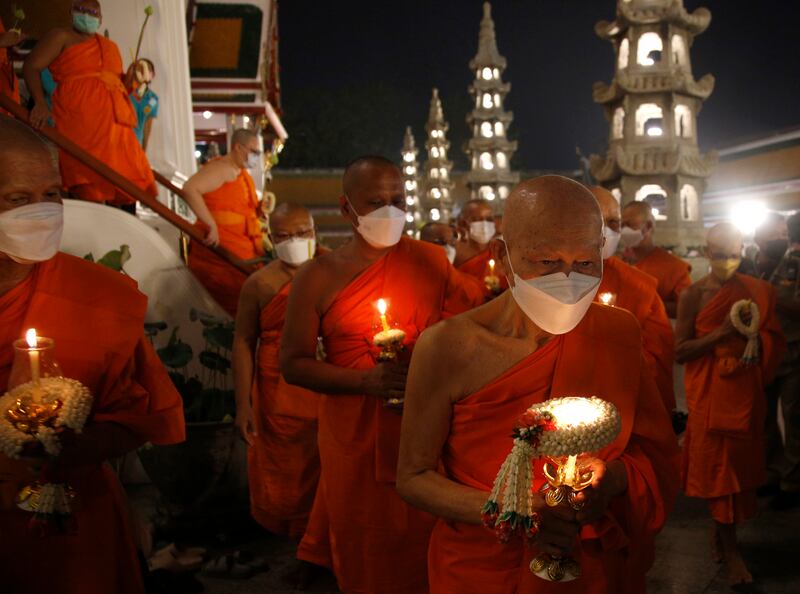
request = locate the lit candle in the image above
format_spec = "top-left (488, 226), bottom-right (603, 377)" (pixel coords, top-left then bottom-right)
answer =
top-left (26, 328), bottom-right (41, 402)
top-left (488, 259), bottom-right (496, 275)
top-left (599, 292), bottom-right (614, 306)
top-left (377, 299), bottom-right (391, 333)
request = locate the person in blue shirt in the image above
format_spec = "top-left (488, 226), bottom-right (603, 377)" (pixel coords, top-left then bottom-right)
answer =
top-left (128, 58), bottom-right (158, 150)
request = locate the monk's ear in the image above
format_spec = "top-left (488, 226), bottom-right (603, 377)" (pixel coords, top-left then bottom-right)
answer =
top-left (490, 237), bottom-right (507, 264)
top-left (339, 195), bottom-right (349, 217)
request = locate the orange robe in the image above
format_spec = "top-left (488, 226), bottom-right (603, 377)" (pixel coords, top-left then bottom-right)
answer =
top-left (0, 253), bottom-right (185, 594)
top-left (682, 273), bottom-right (785, 524)
top-left (457, 248), bottom-right (509, 298)
top-left (597, 256), bottom-right (676, 410)
top-left (0, 18), bottom-right (20, 115)
top-left (48, 34), bottom-right (156, 204)
top-left (632, 247), bottom-right (692, 308)
top-left (428, 304), bottom-right (680, 594)
top-left (295, 237), bottom-right (481, 593)
top-left (250, 280), bottom-right (321, 538)
top-left (188, 167), bottom-right (263, 316)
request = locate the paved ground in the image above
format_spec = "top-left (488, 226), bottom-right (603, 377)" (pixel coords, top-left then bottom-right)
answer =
top-left (189, 492), bottom-right (800, 594)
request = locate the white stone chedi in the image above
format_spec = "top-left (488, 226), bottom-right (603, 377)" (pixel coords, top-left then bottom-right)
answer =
top-left (423, 88), bottom-right (455, 223)
top-left (590, 0), bottom-right (717, 248)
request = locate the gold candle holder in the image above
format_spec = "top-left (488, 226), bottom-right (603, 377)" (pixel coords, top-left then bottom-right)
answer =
top-left (373, 299), bottom-right (407, 407)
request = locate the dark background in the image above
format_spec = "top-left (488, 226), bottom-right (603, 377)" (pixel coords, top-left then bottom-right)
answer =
top-left (277, 0), bottom-right (799, 170)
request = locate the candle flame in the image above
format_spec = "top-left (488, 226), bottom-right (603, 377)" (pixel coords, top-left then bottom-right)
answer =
top-left (489, 259), bottom-right (495, 267)
top-left (25, 328), bottom-right (37, 349)
top-left (551, 397), bottom-right (602, 427)
top-left (377, 299), bottom-right (387, 316)
top-left (599, 292), bottom-right (613, 305)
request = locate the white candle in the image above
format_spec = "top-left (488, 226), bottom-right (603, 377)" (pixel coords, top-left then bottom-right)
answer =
top-left (25, 328), bottom-right (41, 402)
top-left (377, 299), bottom-right (391, 333)
top-left (489, 259), bottom-right (496, 275)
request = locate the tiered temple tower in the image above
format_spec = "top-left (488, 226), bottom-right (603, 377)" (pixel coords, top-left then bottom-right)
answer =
top-left (423, 88), bottom-right (455, 223)
top-left (589, 0), bottom-right (717, 248)
top-left (400, 126), bottom-right (422, 234)
top-left (465, 2), bottom-right (519, 212)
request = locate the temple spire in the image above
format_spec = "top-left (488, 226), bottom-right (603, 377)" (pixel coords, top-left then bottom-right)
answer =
top-left (422, 88), bottom-right (454, 223)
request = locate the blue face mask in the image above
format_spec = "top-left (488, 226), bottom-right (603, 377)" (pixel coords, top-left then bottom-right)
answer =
top-left (72, 12), bottom-right (100, 34)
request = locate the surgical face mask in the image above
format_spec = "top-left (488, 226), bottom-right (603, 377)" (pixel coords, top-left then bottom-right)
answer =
top-left (275, 237), bottom-right (315, 267)
top-left (620, 226), bottom-right (644, 248)
top-left (469, 220), bottom-right (496, 245)
top-left (346, 197), bottom-right (406, 249)
top-left (245, 151), bottom-right (260, 169)
top-left (504, 241), bottom-right (601, 335)
top-left (602, 226), bottom-right (621, 260)
top-left (763, 239), bottom-right (789, 261)
top-left (0, 202), bottom-right (64, 264)
top-left (72, 13), bottom-right (100, 34)
top-left (710, 258), bottom-right (740, 282)
top-left (443, 244), bottom-right (456, 264)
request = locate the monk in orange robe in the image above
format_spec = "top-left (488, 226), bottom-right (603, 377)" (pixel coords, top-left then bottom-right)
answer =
top-left (397, 176), bottom-right (679, 594)
top-left (0, 116), bottom-right (185, 594)
top-left (233, 203), bottom-right (321, 540)
top-left (676, 222), bottom-right (785, 586)
top-left (0, 17), bottom-right (22, 114)
top-left (420, 221), bottom-right (486, 308)
top-left (455, 198), bottom-right (509, 297)
top-left (590, 186), bottom-right (675, 411)
top-left (280, 157), bottom-right (484, 594)
top-left (621, 201), bottom-right (692, 317)
top-left (23, 1), bottom-right (156, 206)
top-left (184, 128), bottom-right (265, 316)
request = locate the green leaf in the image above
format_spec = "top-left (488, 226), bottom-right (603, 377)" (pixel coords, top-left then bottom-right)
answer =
top-left (97, 244), bottom-right (131, 272)
top-left (83, 253), bottom-right (95, 262)
top-left (144, 321), bottom-right (168, 337)
top-left (157, 328), bottom-right (194, 368)
top-left (198, 350), bottom-right (231, 373)
top-left (203, 324), bottom-right (234, 351)
top-left (190, 308), bottom-right (227, 328)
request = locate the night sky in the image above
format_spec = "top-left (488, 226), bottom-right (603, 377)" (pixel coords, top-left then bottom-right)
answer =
top-left (278, 0), bottom-right (800, 171)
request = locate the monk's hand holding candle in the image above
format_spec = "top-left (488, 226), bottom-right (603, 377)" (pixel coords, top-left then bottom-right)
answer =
top-left (571, 457), bottom-right (629, 524)
top-left (362, 360), bottom-right (408, 403)
top-left (530, 492), bottom-right (581, 557)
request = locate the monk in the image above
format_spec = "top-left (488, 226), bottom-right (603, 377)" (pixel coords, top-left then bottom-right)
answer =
top-left (0, 116), bottom-right (185, 593)
top-left (590, 186), bottom-right (676, 411)
top-left (233, 203), bottom-right (321, 540)
top-left (184, 128), bottom-right (265, 316)
top-left (0, 17), bottom-right (23, 114)
top-left (455, 199), bottom-right (508, 295)
top-left (676, 222), bottom-right (785, 585)
top-left (23, 0), bottom-right (156, 208)
top-left (397, 176), bottom-right (680, 594)
top-left (420, 221), bottom-right (486, 306)
top-left (279, 156), bottom-right (484, 594)
top-left (621, 201), bottom-right (692, 317)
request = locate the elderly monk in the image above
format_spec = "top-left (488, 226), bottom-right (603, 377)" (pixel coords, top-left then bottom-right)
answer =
top-left (23, 1), bottom-right (156, 207)
top-left (233, 203), bottom-right (321, 539)
top-left (590, 186), bottom-right (675, 411)
top-left (0, 17), bottom-right (23, 114)
top-left (279, 156), bottom-right (483, 593)
top-left (397, 176), bottom-right (680, 594)
top-left (421, 221), bottom-right (486, 306)
top-left (0, 116), bottom-right (185, 593)
top-left (621, 201), bottom-right (692, 317)
top-left (676, 222), bottom-right (785, 585)
top-left (184, 128), bottom-right (265, 316)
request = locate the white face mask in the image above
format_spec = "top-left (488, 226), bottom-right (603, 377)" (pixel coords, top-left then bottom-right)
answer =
top-left (346, 197), bottom-right (406, 249)
top-left (274, 237), bottom-right (315, 267)
top-left (602, 226), bottom-right (621, 260)
top-left (245, 152), bottom-right (260, 169)
top-left (504, 241), bottom-right (601, 335)
top-left (443, 244), bottom-right (456, 264)
top-left (620, 226), bottom-right (644, 248)
top-left (469, 220), bottom-right (496, 245)
top-left (0, 202), bottom-right (64, 264)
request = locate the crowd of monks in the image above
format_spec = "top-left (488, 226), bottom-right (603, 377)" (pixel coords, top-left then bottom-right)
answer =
top-left (2, 3), bottom-right (800, 594)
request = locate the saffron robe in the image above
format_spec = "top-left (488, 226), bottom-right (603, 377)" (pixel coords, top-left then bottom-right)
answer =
top-left (597, 256), bottom-right (676, 410)
top-left (428, 304), bottom-right (680, 594)
top-left (0, 253), bottom-right (185, 594)
top-left (295, 237), bottom-right (481, 593)
top-left (632, 247), bottom-right (692, 309)
top-left (188, 167), bottom-right (263, 316)
top-left (682, 273), bottom-right (785, 523)
top-left (0, 18), bottom-right (20, 115)
top-left (457, 248), bottom-right (509, 297)
top-left (49, 35), bottom-right (156, 204)
top-left (250, 280), bottom-right (321, 538)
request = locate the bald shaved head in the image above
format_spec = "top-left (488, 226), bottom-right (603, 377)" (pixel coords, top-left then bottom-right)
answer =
top-left (269, 202), bottom-right (314, 243)
top-left (492, 176), bottom-right (604, 283)
top-left (420, 222), bottom-right (456, 245)
top-left (459, 199), bottom-right (494, 224)
top-left (342, 156), bottom-right (399, 197)
top-left (707, 222), bottom-right (742, 255)
top-left (339, 156), bottom-right (404, 223)
top-left (622, 200), bottom-right (655, 224)
top-left (231, 128), bottom-right (259, 147)
top-left (588, 186), bottom-right (620, 231)
top-left (0, 116), bottom-right (57, 164)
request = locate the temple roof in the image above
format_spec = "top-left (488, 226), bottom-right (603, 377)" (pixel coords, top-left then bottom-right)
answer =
top-left (595, 1), bottom-right (711, 39)
top-left (425, 88), bottom-right (449, 133)
top-left (469, 2), bottom-right (507, 70)
top-left (589, 145), bottom-right (718, 182)
top-left (593, 72), bottom-right (715, 104)
top-left (465, 111), bottom-right (515, 126)
top-left (402, 126), bottom-right (418, 156)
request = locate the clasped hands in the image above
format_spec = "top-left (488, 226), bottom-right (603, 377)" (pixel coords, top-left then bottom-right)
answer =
top-left (531, 458), bottom-right (627, 557)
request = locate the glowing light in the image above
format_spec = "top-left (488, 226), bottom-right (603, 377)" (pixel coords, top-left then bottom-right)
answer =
top-left (194, 150), bottom-right (202, 159)
top-left (430, 208), bottom-right (441, 221)
top-left (494, 121), bottom-right (505, 137)
top-left (496, 151), bottom-right (507, 168)
top-left (26, 328), bottom-right (37, 348)
top-left (243, 116), bottom-right (250, 125)
top-left (480, 152), bottom-right (494, 170)
top-left (651, 208), bottom-right (660, 217)
top-left (431, 188), bottom-right (442, 200)
top-left (431, 147), bottom-right (440, 158)
top-left (731, 201), bottom-right (768, 235)
top-left (482, 67), bottom-right (493, 80)
top-left (646, 126), bottom-right (663, 137)
top-left (202, 110), bottom-right (213, 120)
top-left (377, 298), bottom-right (387, 316)
top-left (482, 93), bottom-right (492, 109)
top-left (481, 121), bottom-right (493, 138)
top-left (406, 197), bottom-right (416, 206)
top-left (599, 292), bottom-right (615, 306)
top-left (439, 168), bottom-right (448, 179)
top-left (404, 180), bottom-right (416, 191)
top-left (550, 397), bottom-right (603, 427)
top-left (493, 68), bottom-right (500, 79)
top-left (404, 166), bottom-right (416, 176)
top-left (405, 213), bottom-right (414, 223)
top-left (403, 152), bottom-right (414, 162)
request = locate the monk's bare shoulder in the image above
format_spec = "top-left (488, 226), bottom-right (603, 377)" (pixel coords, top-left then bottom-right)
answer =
top-left (416, 309), bottom-right (490, 377)
top-left (242, 260), bottom-right (289, 305)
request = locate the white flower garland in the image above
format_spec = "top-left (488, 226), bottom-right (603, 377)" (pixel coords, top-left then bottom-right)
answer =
top-left (730, 299), bottom-right (760, 364)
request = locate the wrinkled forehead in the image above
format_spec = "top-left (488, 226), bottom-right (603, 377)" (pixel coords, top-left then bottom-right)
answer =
top-left (348, 168), bottom-right (402, 199)
top-left (269, 210), bottom-right (313, 233)
top-left (0, 149), bottom-right (60, 186)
